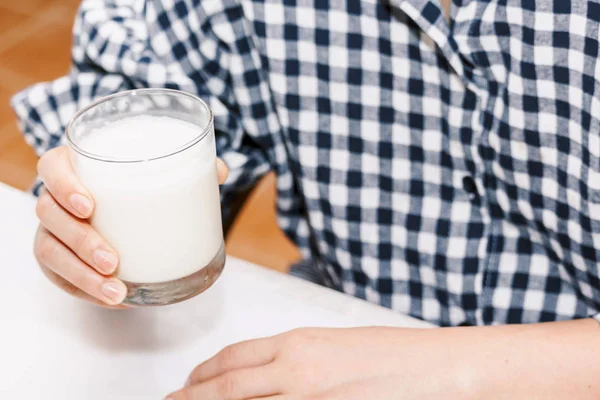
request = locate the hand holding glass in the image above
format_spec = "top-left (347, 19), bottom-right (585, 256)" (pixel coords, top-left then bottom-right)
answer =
top-left (66, 89), bottom-right (225, 306)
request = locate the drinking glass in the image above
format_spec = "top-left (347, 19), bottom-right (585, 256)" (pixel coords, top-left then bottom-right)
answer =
top-left (66, 89), bottom-right (225, 306)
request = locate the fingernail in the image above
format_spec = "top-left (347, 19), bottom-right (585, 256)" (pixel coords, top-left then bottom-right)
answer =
top-left (93, 249), bottom-right (118, 274)
top-left (101, 280), bottom-right (127, 304)
top-left (69, 193), bottom-right (93, 217)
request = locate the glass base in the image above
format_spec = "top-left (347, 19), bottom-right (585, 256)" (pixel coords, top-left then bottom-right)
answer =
top-left (122, 244), bottom-right (226, 307)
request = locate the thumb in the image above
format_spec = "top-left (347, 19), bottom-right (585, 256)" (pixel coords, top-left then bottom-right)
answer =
top-left (216, 158), bottom-right (229, 184)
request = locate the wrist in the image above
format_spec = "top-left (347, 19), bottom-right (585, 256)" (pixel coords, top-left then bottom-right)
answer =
top-left (450, 332), bottom-right (486, 400)
top-left (452, 344), bottom-right (487, 400)
top-left (423, 327), bottom-right (493, 400)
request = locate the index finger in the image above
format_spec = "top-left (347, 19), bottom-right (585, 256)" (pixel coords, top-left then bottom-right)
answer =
top-left (37, 146), bottom-right (94, 218)
top-left (187, 337), bottom-right (277, 387)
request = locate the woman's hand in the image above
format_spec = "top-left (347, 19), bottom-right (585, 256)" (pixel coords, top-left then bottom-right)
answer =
top-left (165, 327), bottom-right (475, 400)
top-left (166, 319), bottom-right (600, 400)
top-left (34, 145), bottom-right (229, 307)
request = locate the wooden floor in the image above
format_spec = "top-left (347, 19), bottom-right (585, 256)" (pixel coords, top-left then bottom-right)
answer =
top-left (0, 0), bottom-right (300, 272)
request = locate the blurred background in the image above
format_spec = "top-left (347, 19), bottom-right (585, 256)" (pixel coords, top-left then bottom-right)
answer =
top-left (0, 0), bottom-right (300, 272)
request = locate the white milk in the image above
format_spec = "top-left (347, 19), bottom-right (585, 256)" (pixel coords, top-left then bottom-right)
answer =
top-left (70, 115), bottom-right (223, 284)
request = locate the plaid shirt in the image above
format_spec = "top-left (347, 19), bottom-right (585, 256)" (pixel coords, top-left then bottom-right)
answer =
top-left (11, 0), bottom-right (600, 327)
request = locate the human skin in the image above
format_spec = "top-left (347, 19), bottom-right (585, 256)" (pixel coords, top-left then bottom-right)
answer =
top-left (33, 146), bottom-right (229, 307)
top-left (166, 321), bottom-right (600, 399)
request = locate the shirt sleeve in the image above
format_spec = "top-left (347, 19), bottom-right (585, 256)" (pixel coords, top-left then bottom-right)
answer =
top-left (10, 0), bottom-right (270, 222)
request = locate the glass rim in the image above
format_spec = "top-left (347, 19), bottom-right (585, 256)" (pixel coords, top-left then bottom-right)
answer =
top-left (65, 88), bottom-right (214, 164)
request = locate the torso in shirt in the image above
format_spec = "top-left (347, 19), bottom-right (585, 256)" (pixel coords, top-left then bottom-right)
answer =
top-left (16, 0), bottom-right (600, 326)
top-left (210, 0), bottom-right (599, 326)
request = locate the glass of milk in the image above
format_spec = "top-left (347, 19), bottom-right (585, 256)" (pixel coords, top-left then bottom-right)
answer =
top-left (66, 89), bottom-right (225, 306)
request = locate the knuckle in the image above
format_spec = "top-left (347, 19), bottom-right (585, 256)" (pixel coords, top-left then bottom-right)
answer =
top-left (218, 345), bottom-right (238, 371)
top-left (67, 271), bottom-right (89, 293)
top-left (38, 236), bottom-right (58, 263)
top-left (282, 328), bottom-right (309, 348)
top-left (35, 192), bottom-right (55, 220)
top-left (187, 366), bottom-right (202, 386)
top-left (33, 226), bottom-right (46, 263)
top-left (60, 280), bottom-right (81, 297)
top-left (38, 147), bottom-right (69, 193)
top-left (34, 247), bottom-right (82, 298)
top-left (65, 260), bottom-right (92, 290)
top-left (279, 329), bottom-right (321, 361)
top-left (37, 147), bottom-right (63, 175)
top-left (215, 373), bottom-right (236, 398)
top-left (72, 226), bottom-right (91, 254)
top-left (36, 153), bottom-right (49, 176)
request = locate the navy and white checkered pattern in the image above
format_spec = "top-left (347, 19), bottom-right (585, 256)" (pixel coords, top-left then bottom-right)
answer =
top-left (11, 0), bottom-right (600, 327)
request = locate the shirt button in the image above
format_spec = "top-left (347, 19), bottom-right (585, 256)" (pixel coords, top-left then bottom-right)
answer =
top-left (462, 176), bottom-right (479, 198)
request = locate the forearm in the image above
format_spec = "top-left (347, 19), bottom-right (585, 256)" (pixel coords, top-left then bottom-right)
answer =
top-left (439, 319), bottom-right (600, 399)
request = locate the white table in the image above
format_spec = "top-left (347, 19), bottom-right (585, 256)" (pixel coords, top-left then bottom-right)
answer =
top-left (0, 182), bottom-right (431, 399)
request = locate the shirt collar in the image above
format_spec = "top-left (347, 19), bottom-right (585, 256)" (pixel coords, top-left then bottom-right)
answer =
top-left (389, 0), bottom-right (470, 80)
